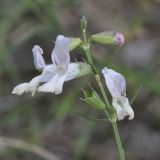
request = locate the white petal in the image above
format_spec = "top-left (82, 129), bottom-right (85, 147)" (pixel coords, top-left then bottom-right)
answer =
top-left (65, 63), bottom-right (80, 81)
top-left (38, 68), bottom-right (67, 94)
top-left (123, 97), bottom-right (134, 120)
top-left (12, 83), bottom-right (28, 95)
top-left (28, 75), bottom-right (42, 96)
top-left (12, 75), bottom-right (42, 96)
top-left (112, 97), bottom-right (134, 120)
top-left (102, 67), bottom-right (126, 98)
top-left (40, 64), bottom-right (56, 82)
top-left (51, 35), bottom-right (70, 67)
top-left (32, 45), bottom-right (46, 70)
top-left (54, 73), bottom-right (67, 94)
top-left (112, 98), bottom-right (124, 120)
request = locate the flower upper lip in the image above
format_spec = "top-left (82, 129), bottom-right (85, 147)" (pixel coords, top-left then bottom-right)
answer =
top-left (51, 35), bottom-right (70, 68)
top-left (102, 67), bottom-right (126, 99)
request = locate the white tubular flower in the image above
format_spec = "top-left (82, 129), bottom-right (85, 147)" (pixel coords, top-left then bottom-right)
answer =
top-left (102, 67), bottom-right (134, 120)
top-left (12, 35), bottom-right (89, 96)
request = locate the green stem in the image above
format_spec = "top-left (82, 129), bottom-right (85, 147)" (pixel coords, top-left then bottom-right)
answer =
top-left (82, 29), bottom-right (125, 160)
top-left (82, 30), bottom-right (94, 66)
top-left (112, 122), bottom-right (125, 160)
top-left (82, 30), bottom-right (112, 118)
top-left (95, 74), bottom-right (110, 108)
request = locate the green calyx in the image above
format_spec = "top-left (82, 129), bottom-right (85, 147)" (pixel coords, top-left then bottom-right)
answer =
top-left (69, 38), bottom-right (82, 51)
top-left (91, 31), bottom-right (117, 45)
top-left (81, 86), bottom-right (106, 110)
top-left (77, 62), bottom-right (92, 78)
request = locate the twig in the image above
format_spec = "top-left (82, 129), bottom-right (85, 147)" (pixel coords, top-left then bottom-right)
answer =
top-left (0, 136), bottom-right (60, 160)
top-left (130, 85), bottom-right (143, 105)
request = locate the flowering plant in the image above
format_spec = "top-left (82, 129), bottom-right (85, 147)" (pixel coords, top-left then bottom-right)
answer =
top-left (12, 17), bottom-right (137, 160)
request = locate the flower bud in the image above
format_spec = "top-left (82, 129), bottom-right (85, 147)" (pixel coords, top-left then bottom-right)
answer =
top-left (81, 16), bottom-right (87, 31)
top-left (69, 38), bottom-right (81, 51)
top-left (114, 32), bottom-right (125, 46)
top-left (91, 31), bottom-right (125, 46)
top-left (81, 86), bottom-right (106, 110)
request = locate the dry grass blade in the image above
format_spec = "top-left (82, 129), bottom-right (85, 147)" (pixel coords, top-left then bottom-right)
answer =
top-left (0, 137), bottom-right (60, 160)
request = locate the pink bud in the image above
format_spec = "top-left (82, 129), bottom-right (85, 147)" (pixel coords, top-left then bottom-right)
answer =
top-left (114, 33), bottom-right (125, 46)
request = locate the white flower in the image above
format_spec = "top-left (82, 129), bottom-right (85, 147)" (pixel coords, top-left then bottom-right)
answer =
top-left (12, 35), bottom-right (89, 96)
top-left (102, 67), bottom-right (134, 120)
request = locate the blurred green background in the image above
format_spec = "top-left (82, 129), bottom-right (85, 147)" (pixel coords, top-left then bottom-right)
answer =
top-left (0, 0), bottom-right (160, 159)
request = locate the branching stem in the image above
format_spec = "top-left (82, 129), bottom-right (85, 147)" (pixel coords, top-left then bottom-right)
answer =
top-left (82, 28), bottom-right (125, 160)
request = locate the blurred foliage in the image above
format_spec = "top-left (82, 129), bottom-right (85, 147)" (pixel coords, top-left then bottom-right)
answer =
top-left (0, 0), bottom-right (160, 160)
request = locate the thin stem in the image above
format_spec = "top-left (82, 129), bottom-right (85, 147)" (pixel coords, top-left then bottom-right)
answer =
top-left (82, 30), bottom-right (112, 118)
top-left (82, 30), bottom-right (93, 67)
top-left (95, 74), bottom-right (110, 109)
top-left (112, 122), bottom-right (125, 160)
top-left (82, 28), bottom-right (125, 160)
